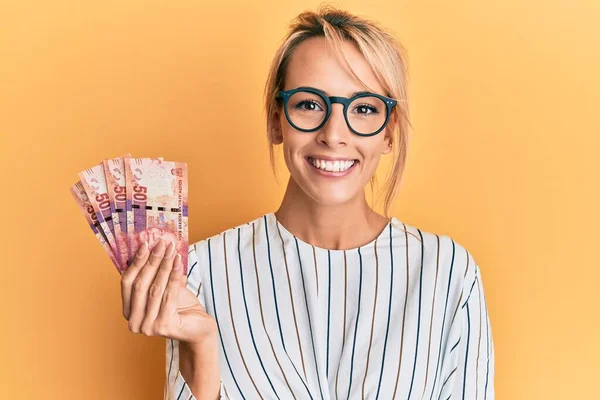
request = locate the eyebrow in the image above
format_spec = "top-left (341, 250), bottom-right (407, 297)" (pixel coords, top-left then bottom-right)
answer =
top-left (297, 86), bottom-right (376, 98)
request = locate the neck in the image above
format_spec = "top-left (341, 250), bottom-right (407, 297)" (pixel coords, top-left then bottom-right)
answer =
top-left (274, 176), bottom-right (390, 250)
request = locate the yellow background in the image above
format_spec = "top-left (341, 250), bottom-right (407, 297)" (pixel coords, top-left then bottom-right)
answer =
top-left (1, 0), bottom-right (598, 398)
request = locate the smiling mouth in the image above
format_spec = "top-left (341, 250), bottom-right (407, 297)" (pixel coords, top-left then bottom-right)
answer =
top-left (305, 157), bottom-right (359, 174)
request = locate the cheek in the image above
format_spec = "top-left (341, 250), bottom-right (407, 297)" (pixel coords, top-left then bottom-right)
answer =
top-left (357, 141), bottom-right (382, 159)
top-left (281, 130), bottom-right (312, 163)
top-left (356, 146), bottom-right (385, 176)
top-left (363, 152), bottom-right (383, 170)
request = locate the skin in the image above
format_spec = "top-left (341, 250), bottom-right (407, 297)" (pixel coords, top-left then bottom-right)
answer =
top-left (120, 238), bottom-right (220, 399)
top-left (119, 35), bottom-right (398, 399)
top-left (272, 36), bottom-right (397, 250)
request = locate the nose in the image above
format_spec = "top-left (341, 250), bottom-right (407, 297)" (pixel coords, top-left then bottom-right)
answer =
top-left (315, 103), bottom-right (351, 148)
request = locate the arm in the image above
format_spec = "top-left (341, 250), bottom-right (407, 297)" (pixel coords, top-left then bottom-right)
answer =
top-left (164, 242), bottom-right (227, 400)
top-left (439, 262), bottom-right (495, 399)
top-left (180, 337), bottom-right (221, 399)
top-left (165, 336), bottom-right (222, 400)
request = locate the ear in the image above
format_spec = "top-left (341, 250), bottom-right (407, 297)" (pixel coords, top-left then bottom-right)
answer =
top-left (381, 113), bottom-right (398, 155)
top-left (270, 111), bottom-right (283, 145)
top-left (382, 135), bottom-right (393, 155)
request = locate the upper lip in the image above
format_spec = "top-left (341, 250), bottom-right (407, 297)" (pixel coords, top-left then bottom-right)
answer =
top-left (306, 155), bottom-right (358, 161)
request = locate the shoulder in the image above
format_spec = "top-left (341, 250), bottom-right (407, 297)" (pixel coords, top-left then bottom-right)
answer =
top-left (188, 212), bottom-right (268, 255)
top-left (184, 213), bottom-right (267, 283)
top-left (390, 216), bottom-right (482, 298)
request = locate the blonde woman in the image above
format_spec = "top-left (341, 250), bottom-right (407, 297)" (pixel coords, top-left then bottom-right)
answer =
top-left (120, 5), bottom-right (494, 399)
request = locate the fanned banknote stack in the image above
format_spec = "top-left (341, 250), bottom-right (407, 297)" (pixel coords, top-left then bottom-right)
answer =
top-left (70, 154), bottom-right (189, 275)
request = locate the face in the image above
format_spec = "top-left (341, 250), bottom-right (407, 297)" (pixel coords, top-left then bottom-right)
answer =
top-left (271, 36), bottom-right (395, 206)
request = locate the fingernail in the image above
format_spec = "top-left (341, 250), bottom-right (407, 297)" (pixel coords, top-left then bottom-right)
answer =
top-left (173, 254), bottom-right (182, 270)
top-left (165, 241), bottom-right (176, 258)
top-left (152, 238), bottom-right (165, 255)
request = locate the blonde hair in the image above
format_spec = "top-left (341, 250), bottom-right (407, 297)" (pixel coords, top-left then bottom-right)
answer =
top-left (263, 4), bottom-right (411, 219)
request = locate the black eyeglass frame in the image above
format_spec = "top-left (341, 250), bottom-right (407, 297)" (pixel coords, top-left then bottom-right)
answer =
top-left (276, 87), bottom-right (398, 137)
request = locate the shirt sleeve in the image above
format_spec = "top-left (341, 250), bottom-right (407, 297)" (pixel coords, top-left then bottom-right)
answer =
top-left (439, 258), bottom-right (495, 399)
top-left (163, 242), bottom-right (228, 400)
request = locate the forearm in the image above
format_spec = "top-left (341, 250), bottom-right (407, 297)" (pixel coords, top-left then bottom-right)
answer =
top-left (179, 336), bottom-right (221, 400)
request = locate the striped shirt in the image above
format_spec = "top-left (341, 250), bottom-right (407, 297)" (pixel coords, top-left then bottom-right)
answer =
top-left (165, 211), bottom-right (494, 399)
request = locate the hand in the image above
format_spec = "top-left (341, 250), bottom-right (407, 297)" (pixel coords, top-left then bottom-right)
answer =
top-left (120, 238), bottom-right (218, 346)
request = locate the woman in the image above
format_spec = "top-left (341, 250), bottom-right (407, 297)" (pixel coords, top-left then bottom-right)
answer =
top-left (120, 6), bottom-right (494, 399)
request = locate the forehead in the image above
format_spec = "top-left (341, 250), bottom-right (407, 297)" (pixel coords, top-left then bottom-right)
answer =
top-left (284, 36), bottom-right (385, 97)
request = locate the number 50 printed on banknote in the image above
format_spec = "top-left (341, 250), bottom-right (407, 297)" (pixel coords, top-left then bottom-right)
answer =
top-left (71, 155), bottom-right (189, 275)
top-left (124, 158), bottom-right (189, 275)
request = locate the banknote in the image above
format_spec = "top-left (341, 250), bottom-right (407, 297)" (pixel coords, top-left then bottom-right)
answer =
top-left (78, 163), bottom-right (122, 269)
top-left (102, 154), bottom-right (131, 271)
top-left (70, 181), bottom-right (120, 270)
top-left (124, 158), bottom-right (189, 274)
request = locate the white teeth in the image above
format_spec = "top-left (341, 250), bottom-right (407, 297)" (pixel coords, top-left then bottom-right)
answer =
top-left (309, 158), bottom-right (355, 172)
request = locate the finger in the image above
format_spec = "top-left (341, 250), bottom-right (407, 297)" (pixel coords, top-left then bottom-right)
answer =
top-left (145, 238), bottom-right (168, 269)
top-left (128, 239), bottom-right (166, 333)
top-left (140, 241), bottom-right (177, 335)
top-left (155, 254), bottom-right (184, 337)
top-left (120, 241), bottom-right (150, 320)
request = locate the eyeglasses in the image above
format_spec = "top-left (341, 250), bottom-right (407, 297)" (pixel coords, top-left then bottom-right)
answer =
top-left (276, 86), bottom-right (397, 137)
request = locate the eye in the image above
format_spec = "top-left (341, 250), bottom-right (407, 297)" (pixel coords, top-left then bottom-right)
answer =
top-left (294, 99), bottom-right (324, 112)
top-left (353, 104), bottom-right (379, 116)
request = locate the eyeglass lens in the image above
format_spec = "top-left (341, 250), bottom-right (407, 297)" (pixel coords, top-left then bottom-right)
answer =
top-left (285, 90), bottom-right (387, 135)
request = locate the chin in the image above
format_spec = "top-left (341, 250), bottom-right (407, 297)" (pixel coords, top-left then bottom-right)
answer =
top-left (290, 164), bottom-right (363, 205)
top-left (308, 189), bottom-right (358, 206)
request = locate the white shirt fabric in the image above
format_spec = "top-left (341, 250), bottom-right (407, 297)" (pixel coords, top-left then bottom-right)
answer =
top-left (165, 211), bottom-right (494, 399)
